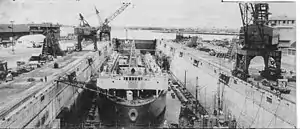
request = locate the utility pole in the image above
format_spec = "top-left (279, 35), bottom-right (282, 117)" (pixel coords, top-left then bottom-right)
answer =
top-left (184, 70), bottom-right (187, 88)
top-left (195, 76), bottom-right (199, 114)
top-left (10, 20), bottom-right (15, 54)
top-left (217, 80), bottom-right (221, 127)
top-left (125, 28), bottom-right (128, 40)
top-left (204, 87), bottom-right (206, 111)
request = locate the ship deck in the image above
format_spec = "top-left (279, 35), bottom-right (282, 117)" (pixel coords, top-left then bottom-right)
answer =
top-left (164, 41), bottom-right (296, 103)
top-left (0, 42), bottom-right (98, 117)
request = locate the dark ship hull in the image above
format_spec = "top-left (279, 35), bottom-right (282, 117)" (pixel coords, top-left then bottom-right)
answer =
top-left (97, 90), bottom-right (167, 127)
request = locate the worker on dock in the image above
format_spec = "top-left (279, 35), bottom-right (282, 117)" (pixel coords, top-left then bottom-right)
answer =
top-left (6, 71), bottom-right (13, 82)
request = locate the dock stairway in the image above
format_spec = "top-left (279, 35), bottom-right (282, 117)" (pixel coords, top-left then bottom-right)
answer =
top-left (225, 41), bottom-right (237, 60)
top-left (215, 53), bottom-right (227, 58)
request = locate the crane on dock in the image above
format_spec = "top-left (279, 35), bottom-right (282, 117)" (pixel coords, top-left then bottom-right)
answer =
top-left (95, 2), bottom-right (132, 41)
top-left (223, 1), bottom-right (292, 94)
top-left (74, 13), bottom-right (98, 51)
top-left (74, 2), bottom-right (132, 51)
top-left (41, 29), bottom-right (65, 59)
top-left (231, 2), bottom-right (282, 81)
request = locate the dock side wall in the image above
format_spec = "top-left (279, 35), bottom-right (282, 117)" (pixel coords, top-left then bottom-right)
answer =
top-left (157, 40), bottom-right (296, 128)
top-left (0, 41), bottom-right (113, 128)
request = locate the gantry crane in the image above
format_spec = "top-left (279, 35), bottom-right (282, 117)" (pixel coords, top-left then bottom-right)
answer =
top-left (95, 2), bottom-right (132, 41)
top-left (74, 2), bottom-right (131, 51)
top-left (231, 2), bottom-right (282, 81)
top-left (41, 29), bottom-right (65, 58)
top-left (74, 13), bottom-right (98, 51)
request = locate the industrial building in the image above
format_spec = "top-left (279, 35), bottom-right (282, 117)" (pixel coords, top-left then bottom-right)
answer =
top-left (265, 15), bottom-right (296, 55)
top-left (28, 23), bottom-right (60, 36)
top-left (268, 15), bottom-right (296, 55)
top-left (0, 24), bottom-right (29, 44)
top-left (0, 23), bottom-right (60, 47)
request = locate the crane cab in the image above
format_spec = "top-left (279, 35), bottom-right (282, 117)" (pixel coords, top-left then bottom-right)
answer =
top-left (0, 60), bottom-right (7, 70)
top-left (0, 61), bottom-right (9, 81)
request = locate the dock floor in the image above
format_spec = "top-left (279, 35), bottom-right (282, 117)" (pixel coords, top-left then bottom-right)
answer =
top-left (164, 89), bottom-right (181, 126)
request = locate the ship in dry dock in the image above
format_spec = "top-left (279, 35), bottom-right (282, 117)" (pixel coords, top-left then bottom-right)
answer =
top-left (96, 39), bottom-right (168, 126)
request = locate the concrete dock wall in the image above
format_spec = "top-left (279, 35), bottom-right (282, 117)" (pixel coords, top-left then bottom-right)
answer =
top-left (0, 41), bottom-right (113, 128)
top-left (157, 40), bottom-right (296, 128)
top-left (116, 39), bottom-right (156, 50)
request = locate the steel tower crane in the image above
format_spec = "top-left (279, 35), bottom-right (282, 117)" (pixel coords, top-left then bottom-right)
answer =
top-left (95, 2), bottom-right (132, 41)
top-left (95, 6), bottom-right (103, 29)
top-left (42, 29), bottom-right (65, 58)
top-left (74, 13), bottom-right (98, 51)
top-left (230, 2), bottom-right (282, 81)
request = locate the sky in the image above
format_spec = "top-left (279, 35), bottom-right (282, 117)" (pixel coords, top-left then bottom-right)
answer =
top-left (0, 0), bottom-right (296, 29)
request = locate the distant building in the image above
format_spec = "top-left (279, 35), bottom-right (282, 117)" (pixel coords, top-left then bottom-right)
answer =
top-left (268, 15), bottom-right (296, 49)
top-left (0, 23), bottom-right (60, 45)
top-left (28, 23), bottom-right (60, 36)
top-left (268, 15), bottom-right (296, 26)
top-left (0, 24), bottom-right (30, 42)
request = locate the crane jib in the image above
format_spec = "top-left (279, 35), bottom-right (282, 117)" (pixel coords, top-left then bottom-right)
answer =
top-left (103, 2), bottom-right (131, 25)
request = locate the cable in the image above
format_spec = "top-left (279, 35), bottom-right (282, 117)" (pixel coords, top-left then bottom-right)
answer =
top-left (237, 96), bottom-right (247, 122)
top-left (266, 99), bottom-right (281, 128)
top-left (249, 93), bottom-right (264, 127)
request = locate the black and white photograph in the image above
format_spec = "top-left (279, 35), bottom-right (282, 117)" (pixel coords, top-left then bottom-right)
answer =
top-left (0, 0), bottom-right (297, 128)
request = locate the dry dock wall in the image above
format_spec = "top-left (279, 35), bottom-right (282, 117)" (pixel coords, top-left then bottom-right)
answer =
top-left (116, 39), bottom-right (156, 55)
top-left (117, 39), bottom-right (156, 50)
top-left (0, 41), bottom-right (113, 128)
top-left (157, 40), bottom-right (296, 128)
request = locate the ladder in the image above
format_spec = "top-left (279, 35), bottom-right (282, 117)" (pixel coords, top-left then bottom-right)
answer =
top-left (225, 42), bottom-right (236, 59)
top-left (128, 40), bottom-right (136, 68)
top-left (42, 32), bottom-right (54, 56)
top-left (41, 40), bottom-right (48, 56)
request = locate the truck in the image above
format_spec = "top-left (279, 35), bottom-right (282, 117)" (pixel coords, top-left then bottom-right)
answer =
top-left (32, 41), bottom-right (43, 48)
top-left (209, 49), bottom-right (216, 56)
top-left (28, 54), bottom-right (44, 68)
top-left (0, 60), bottom-right (13, 82)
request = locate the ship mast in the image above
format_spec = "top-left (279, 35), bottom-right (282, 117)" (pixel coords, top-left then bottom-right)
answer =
top-left (128, 40), bottom-right (135, 68)
top-left (125, 28), bottom-right (128, 40)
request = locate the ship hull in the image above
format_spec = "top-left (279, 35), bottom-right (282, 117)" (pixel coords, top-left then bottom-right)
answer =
top-left (97, 91), bottom-right (167, 127)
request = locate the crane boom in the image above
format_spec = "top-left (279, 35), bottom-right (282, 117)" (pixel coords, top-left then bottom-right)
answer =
top-left (79, 13), bottom-right (90, 27)
top-left (95, 6), bottom-right (103, 27)
top-left (103, 2), bottom-right (131, 25)
top-left (99, 2), bottom-right (132, 41)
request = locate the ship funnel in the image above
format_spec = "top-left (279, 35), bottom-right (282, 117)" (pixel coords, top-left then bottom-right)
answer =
top-left (126, 90), bottom-right (133, 100)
